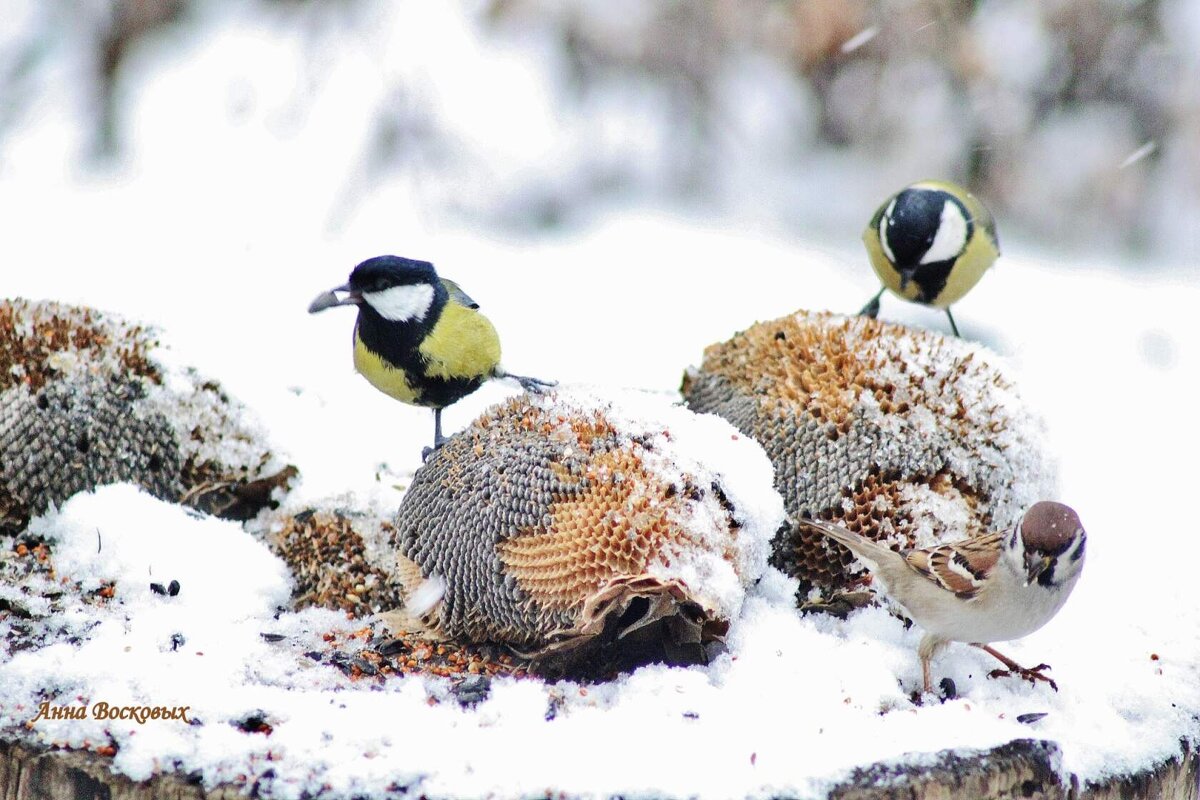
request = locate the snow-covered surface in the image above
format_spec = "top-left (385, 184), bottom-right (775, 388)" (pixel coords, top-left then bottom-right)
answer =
top-left (1, 1), bottom-right (1198, 796)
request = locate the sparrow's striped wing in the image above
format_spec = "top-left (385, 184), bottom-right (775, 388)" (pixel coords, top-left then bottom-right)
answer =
top-left (904, 532), bottom-right (1004, 599)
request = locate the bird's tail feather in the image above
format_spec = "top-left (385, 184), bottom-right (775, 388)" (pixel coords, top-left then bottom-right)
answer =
top-left (798, 517), bottom-right (894, 568)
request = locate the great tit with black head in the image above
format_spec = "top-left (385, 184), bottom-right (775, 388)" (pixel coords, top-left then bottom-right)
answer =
top-left (860, 180), bottom-right (1000, 337)
top-left (309, 255), bottom-right (554, 457)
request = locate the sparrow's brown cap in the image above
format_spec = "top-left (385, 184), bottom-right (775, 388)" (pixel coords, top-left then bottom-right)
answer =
top-left (1021, 501), bottom-right (1084, 554)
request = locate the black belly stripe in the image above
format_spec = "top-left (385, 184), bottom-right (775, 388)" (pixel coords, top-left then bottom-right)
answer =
top-left (909, 258), bottom-right (955, 305)
top-left (413, 374), bottom-right (485, 408)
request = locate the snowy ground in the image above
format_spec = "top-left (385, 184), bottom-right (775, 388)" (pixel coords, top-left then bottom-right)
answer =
top-left (2, 1), bottom-right (1199, 796)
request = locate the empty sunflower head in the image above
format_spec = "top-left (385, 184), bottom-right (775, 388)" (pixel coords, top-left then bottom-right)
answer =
top-left (387, 390), bottom-right (783, 673)
top-left (0, 299), bottom-right (295, 533)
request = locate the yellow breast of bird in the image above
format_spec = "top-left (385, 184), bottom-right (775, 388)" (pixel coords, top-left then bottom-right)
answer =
top-left (353, 334), bottom-right (421, 403)
top-left (931, 231), bottom-right (998, 307)
top-left (418, 302), bottom-right (502, 380)
top-left (862, 229), bottom-right (916, 299)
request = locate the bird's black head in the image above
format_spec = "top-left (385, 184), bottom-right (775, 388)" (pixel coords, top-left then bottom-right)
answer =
top-left (347, 255), bottom-right (439, 294)
top-left (881, 188), bottom-right (969, 267)
top-left (307, 255), bottom-right (446, 323)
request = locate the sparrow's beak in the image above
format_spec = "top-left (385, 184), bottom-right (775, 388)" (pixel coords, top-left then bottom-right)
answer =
top-left (1025, 553), bottom-right (1054, 585)
top-left (307, 284), bottom-right (361, 314)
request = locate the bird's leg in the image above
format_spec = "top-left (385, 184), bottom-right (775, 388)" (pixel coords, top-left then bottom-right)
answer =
top-left (945, 308), bottom-right (961, 337)
top-left (974, 643), bottom-right (1058, 691)
top-left (495, 368), bottom-right (557, 394)
top-left (859, 287), bottom-right (885, 319)
top-left (918, 633), bottom-right (948, 695)
top-left (421, 409), bottom-right (447, 463)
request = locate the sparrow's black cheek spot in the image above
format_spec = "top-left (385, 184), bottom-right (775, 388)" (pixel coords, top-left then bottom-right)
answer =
top-left (1036, 560), bottom-right (1058, 588)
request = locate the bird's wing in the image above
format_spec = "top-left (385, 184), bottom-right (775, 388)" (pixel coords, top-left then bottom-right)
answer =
top-left (969, 192), bottom-right (1000, 253)
top-left (440, 278), bottom-right (480, 309)
top-left (904, 532), bottom-right (1003, 600)
top-left (418, 302), bottom-right (501, 380)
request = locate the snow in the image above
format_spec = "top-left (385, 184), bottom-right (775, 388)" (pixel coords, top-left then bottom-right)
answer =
top-left (1, 1), bottom-right (1199, 797)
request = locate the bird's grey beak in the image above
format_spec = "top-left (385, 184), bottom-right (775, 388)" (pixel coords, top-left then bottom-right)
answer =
top-left (307, 284), bottom-right (360, 314)
top-left (898, 268), bottom-right (916, 291)
top-left (1025, 554), bottom-right (1053, 585)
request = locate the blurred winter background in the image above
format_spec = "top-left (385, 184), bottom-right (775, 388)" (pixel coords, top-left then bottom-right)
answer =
top-left (2, 0), bottom-right (1198, 264)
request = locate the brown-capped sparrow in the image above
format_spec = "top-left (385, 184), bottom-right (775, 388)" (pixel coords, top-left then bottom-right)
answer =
top-left (802, 501), bottom-right (1086, 693)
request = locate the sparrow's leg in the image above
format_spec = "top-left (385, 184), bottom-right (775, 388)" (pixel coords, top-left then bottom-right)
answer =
top-left (918, 634), bottom-right (949, 694)
top-left (859, 287), bottom-right (885, 319)
top-left (421, 409), bottom-right (447, 463)
top-left (495, 368), bottom-right (557, 394)
top-left (945, 308), bottom-right (961, 338)
top-left (974, 643), bottom-right (1058, 691)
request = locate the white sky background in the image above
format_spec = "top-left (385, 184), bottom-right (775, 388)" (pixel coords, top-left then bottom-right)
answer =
top-left (1, 1), bottom-right (1198, 796)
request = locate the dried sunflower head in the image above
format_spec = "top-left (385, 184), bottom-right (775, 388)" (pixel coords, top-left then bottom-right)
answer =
top-left (386, 390), bottom-right (783, 673)
top-left (0, 299), bottom-right (295, 532)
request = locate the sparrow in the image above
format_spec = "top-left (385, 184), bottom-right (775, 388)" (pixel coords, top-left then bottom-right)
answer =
top-left (801, 501), bottom-right (1086, 693)
top-left (308, 255), bottom-right (554, 457)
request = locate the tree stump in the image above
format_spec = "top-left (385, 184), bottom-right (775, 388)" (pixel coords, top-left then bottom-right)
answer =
top-left (2, 736), bottom-right (1194, 799)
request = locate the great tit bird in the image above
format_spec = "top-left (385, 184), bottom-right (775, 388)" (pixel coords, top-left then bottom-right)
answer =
top-left (308, 255), bottom-right (553, 456)
top-left (860, 180), bottom-right (1000, 337)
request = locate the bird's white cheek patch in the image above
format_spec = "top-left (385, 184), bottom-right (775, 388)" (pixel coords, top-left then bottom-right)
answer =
top-left (363, 284), bottom-right (435, 322)
top-left (879, 199), bottom-right (898, 264)
top-left (921, 200), bottom-right (968, 264)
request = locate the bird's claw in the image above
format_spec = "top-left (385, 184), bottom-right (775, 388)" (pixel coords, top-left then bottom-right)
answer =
top-left (858, 292), bottom-right (883, 319)
top-left (495, 369), bottom-right (556, 395)
top-left (421, 439), bottom-right (446, 463)
top-left (517, 376), bottom-right (556, 394)
top-left (987, 663), bottom-right (1058, 692)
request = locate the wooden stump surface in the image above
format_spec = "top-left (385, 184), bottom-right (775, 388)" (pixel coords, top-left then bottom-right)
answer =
top-left (1, 735), bottom-right (1195, 799)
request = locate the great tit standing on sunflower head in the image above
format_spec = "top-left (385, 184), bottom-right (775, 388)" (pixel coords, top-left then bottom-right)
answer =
top-left (309, 255), bottom-right (554, 458)
top-left (860, 180), bottom-right (1000, 337)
